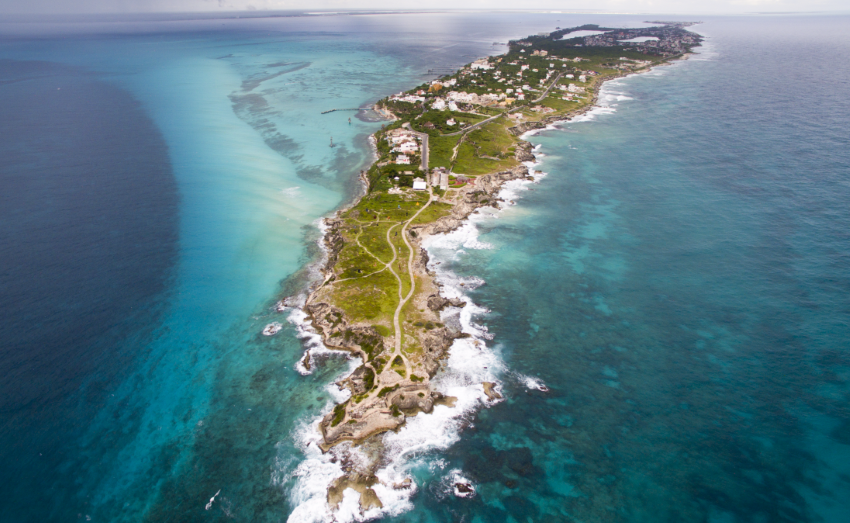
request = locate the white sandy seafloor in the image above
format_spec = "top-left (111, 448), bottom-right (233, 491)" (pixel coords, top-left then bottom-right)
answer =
top-left (276, 63), bottom-right (674, 520)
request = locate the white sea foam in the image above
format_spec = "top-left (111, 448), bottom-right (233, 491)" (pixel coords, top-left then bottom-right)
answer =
top-left (287, 307), bottom-right (343, 375)
top-left (516, 373), bottom-right (549, 392)
top-left (282, 56), bottom-right (659, 519)
top-left (262, 322), bottom-right (283, 336)
top-left (285, 417), bottom-right (345, 523)
top-left (281, 186), bottom-right (301, 197)
top-left (448, 469), bottom-right (476, 498)
top-left (284, 209), bottom-right (514, 521)
top-left (424, 218), bottom-right (493, 252)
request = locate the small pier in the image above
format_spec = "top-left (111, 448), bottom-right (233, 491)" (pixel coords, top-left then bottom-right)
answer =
top-left (321, 108), bottom-right (361, 114)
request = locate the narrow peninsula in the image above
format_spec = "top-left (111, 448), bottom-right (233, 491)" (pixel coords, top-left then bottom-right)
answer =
top-left (293, 22), bottom-right (702, 511)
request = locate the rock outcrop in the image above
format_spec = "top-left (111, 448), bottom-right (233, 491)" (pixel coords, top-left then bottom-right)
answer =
top-left (426, 294), bottom-right (467, 311)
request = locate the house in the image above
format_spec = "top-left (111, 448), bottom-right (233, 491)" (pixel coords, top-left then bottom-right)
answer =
top-left (412, 178), bottom-right (427, 191)
top-left (446, 118), bottom-right (456, 126)
top-left (398, 141), bottom-right (419, 154)
top-left (396, 154), bottom-right (411, 165)
top-left (470, 59), bottom-right (492, 70)
top-left (579, 75), bottom-right (587, 82)
top-left (390, 94), bottom-right (426, 103)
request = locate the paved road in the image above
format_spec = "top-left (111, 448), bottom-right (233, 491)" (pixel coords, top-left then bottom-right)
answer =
top-left (401, 123), bottom-right (429, 171)
top-left (533, 71), bottom-right (565, 103)
top-left (443, 112), bottom-right (504, 137)
top-left (419, 133), bottom-right (429, 171)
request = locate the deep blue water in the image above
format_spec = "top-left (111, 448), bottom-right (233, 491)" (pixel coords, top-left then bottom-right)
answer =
top-left (1, 12), bottom-right (849, 523)
top-left (0, 59), bottom-right (179, 519)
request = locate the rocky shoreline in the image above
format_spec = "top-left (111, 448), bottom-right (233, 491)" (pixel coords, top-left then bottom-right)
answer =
top-left (301, 160), bottom-right (535, 449)
top-left (291, 51), bottom-right (689, 513)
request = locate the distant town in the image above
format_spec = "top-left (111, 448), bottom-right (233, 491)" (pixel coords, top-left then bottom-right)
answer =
top-left (368, 22), bottom-right (701, 192)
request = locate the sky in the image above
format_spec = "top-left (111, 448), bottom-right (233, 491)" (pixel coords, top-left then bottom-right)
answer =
top-left (0, 0), bottom-right (847, 16)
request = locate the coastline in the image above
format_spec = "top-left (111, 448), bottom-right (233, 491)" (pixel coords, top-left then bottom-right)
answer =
top-left (285, 25), bottom-right (701, 520)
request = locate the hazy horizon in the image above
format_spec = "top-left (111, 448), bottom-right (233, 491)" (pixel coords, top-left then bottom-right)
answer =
top-left (1, 1), bottom-right (848, 17)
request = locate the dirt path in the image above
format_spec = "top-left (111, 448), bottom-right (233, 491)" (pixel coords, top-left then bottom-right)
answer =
top-left (371, 188), bottom-right (435, 391)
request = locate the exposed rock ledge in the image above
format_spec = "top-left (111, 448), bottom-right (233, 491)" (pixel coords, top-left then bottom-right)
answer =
top-left (303, 301), bottom-right (462, 451)
top-left (416, 164), bottom-right (533, 238)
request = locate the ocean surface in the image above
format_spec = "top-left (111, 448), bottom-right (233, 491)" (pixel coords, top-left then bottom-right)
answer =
top-left (1, 11), bottom-right (849, 523)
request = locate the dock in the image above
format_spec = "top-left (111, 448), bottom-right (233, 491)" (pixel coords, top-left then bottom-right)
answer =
top-left (321, 108), bottom-right (361, 114)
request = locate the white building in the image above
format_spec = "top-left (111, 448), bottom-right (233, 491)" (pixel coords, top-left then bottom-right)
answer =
top-left (432, 78), bottom-right (457, 87)
top-left (470, 59), bottom-right (492, 70)
top-left (431, 98), bottom-right (447, 111)
top-left (398, 141), bottom-right (419, 153)
top-left (390, 94), bottom-right (426, 103)
top-left (396, 154), bottom-right (411, 165)
top-left (446, 118), bottom-right (456, 126)
top-left (412, 178), bottom-right (427, 191)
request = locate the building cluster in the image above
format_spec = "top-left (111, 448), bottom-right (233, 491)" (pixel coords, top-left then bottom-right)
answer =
top-left (408, 167), bottom-right (450, 192)
top-left (385, 128), bottom-right (422, 166)
top-left (389, 50), bottom-right (592, 115)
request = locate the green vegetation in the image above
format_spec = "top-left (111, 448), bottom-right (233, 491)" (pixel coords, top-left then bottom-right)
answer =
top-left (429, 134), bottom-right (461, 168)
top-left (452, 120), bottom-right (519, 175)
top-left (411, 110), bottom-right (486, 134)
top-left (331, 401), bottom-right (348, 427)
top-left (362, 367), bottom-right (375, 391)
top-left (378, 385), bottom-right (399, 398)
top-left (391, 355), bottom-right (406, 378)
top-left (314, 24), bottom-right (699, 451)
top-left (411, 201), bottom-right (453, 225)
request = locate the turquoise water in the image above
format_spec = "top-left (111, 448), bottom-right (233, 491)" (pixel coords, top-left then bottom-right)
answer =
top-left (421, 15), bottom-right (850, 523)
top-left (0, 12), bottom-right (606, 521)
top-left (2, 12), bottom-right (849, 523)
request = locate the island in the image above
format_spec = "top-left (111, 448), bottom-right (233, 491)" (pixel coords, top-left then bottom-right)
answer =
top-left (292, 22), bottom-right (702, 511)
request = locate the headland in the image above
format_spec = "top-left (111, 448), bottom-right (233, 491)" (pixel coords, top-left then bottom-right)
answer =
top-left (289, 21), bottom-right (702, 512)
